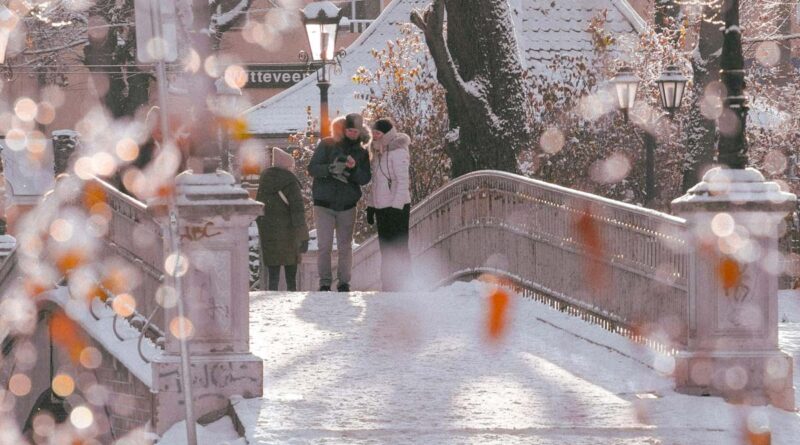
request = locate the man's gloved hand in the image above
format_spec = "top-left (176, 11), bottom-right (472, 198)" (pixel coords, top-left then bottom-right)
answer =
top-left (332, 170), bottom-right (350, 183)
top-left (366, 206), bottom-right (376, 225)
top-left (298, 239), bottom-right (309, 253)
top-left (329, 159), bottom-right (347, 176)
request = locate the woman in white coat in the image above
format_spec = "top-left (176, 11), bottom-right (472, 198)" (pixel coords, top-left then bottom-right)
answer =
top-left (366, 118), bottom-right (412, 291)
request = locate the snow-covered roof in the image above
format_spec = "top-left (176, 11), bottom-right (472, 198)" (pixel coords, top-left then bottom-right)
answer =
top-left (512, 0), bottom-right (645, 72)
top-left (244, 0), bottom-right (645, 136)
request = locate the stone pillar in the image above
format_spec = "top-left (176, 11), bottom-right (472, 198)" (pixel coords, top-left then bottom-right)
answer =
top-left (148, 170), bottom-right (264, 433)
top-left (0, 234), bottom-right (14, 254)
top-left (0, 138), bottom-right (55, 234)
top-left (672, 167), bottom-right (796, 410)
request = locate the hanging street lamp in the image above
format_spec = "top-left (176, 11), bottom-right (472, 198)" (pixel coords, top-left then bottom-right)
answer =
top-left (300, 1), bottom-right (347, 138)
top-left (656, 65), bottom-right (689, 116)
top-left (610, 66), bottom-right (641, 121)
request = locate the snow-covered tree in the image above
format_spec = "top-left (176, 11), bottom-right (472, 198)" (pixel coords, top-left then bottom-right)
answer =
top-left (353, 24), bottom-right (450, 205)
top-left (83, 0), bottom-right (150, 118)
top-left (411, 0), bottom-right (530, 176)
top-left (674, 0), bottom-right (722, 192)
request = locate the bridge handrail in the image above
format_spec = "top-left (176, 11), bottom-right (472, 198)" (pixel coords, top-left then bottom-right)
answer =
top-left (412, 170), bottom-right (687, 225)
top-left (347, 170), bottom-right (691, 348)
top-left (424, 170), bottom-right (686, 278)
top-left (90, 178), bottom-right (166, 351)
top-left (92, 177), bottom-right (164, 277)
top-left (0, 248), bottom-right (17, 289)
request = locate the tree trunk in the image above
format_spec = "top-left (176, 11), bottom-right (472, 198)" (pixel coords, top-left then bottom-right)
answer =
top-left (412, 0), bottom-right (530, 177)
top-left (680, 4), bottom-right (723, 192)
top-left (775, 0), bottom-right (793, 82)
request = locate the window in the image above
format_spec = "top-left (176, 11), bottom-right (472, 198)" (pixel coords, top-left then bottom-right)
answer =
top-left (340, 0), bottom-right (382, 33)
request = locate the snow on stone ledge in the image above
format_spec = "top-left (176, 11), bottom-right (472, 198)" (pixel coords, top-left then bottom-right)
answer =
top-left (673, 167), bottom-right (796, 208)
top-left (156, 415), bottom-right (246, 445)
top-left (45, 287), bottom-right (161, 388)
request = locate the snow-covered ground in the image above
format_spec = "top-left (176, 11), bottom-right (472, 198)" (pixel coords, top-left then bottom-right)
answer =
top-left (215, 283), bottom-right (800, 445)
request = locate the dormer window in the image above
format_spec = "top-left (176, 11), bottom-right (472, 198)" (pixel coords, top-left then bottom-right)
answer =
top-left (340, 0), bottom-right (382, 33)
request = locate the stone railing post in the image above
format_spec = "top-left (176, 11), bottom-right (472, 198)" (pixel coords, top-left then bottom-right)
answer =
top-left (0, 138), bottom-right (55, 234)
top-left (148, 170), bottom-right (264, 433)
top-left (672, 167), bottom-right (796, 410)
top-left (0, 234), bottom-right (15, 257)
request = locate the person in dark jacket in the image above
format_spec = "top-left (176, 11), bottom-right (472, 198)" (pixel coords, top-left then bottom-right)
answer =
top-left (256, 147), bottom-right (310, 291)
top-left (307, 113), bottom-right (372, 292)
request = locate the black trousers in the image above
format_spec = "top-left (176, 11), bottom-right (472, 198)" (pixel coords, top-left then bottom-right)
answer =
top-left (267, 265), bottom-right (298, 291)
top-left (375, 204), bottom-right (411, 291)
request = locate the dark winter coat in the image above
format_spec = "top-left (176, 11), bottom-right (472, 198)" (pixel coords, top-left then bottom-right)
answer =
top-left (307, 134), bottom-right (372, 211)
top-left (256, 167), bottom-right (309, 266)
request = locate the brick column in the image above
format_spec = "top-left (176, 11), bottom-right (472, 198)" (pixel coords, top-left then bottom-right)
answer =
top-left (672, 167), bottom-right (796, 410)
top-left (148, 170), bottom-right (264, 433)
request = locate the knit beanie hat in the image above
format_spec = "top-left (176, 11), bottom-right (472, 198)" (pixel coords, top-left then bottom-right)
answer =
top-left (271, 147), bottom-right (295, 172)
top-left (372, 118), bottom-right (393, 134)
top-left (344, 113), bottom-right (363, 129)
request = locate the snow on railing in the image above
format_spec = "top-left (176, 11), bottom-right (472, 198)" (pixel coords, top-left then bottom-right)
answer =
top-left (349, 170), bottom-right (691, 348)
top-left (93, 178), bottom-right (167, 348)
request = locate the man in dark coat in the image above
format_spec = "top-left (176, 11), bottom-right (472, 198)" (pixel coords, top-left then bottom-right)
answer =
top-left (256, 148), bottom-right (309, 291)
top-left (307, 113), bottom-right (371, 292)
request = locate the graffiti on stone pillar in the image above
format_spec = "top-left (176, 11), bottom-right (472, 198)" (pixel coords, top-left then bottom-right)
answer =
top-left (180, 220), bottom-right (222, 242)
top-left (156, 361), bottom-right (259, 392)
top-left (717, 260), bottom-right (763, 330)
top-left (186, 249), bottom-right (231, 335)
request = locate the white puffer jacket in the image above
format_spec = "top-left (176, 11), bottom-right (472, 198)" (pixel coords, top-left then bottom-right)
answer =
top-left (367, 128), bottom-right (411, 209)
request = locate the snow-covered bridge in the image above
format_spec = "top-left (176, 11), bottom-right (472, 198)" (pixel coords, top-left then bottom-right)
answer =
top-left (1, 166), bottom-right (798, 443)
top-left (162, 284), bottom-right (800, 444)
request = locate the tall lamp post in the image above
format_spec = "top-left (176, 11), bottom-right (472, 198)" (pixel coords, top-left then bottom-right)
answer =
top-left (300, 1), bottom-right (346, 138)
top-left (611, 64), bottom-right (688, 206)
top-left (716, 0), bottom-right (748, 168)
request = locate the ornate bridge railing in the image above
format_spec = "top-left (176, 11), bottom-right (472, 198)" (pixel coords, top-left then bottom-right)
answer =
top-left (346, 171), bottom-right (691, 349)
top-left (92, 178), bottom-right (166, 347)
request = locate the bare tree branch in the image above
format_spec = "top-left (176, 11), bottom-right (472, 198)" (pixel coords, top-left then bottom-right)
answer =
top-left (744, 33), bottom-right (800, 43)
top-left (411, 1), bottom-right (468, 100)
top-left (22, 38), bottom-right (89, 55)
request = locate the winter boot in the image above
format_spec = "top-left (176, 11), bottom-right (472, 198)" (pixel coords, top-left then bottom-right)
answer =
top-left (319, 285), bottom-right (331, 291)
top-left (337, 283), bottom-right (350, 292)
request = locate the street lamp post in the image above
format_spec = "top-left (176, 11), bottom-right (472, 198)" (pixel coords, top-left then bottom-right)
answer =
top-left (611, 65), bottom-right (687, 206)
top-left (300, 1), bottom-right (346, 139)
top-left (214, 77), bottom-right (243, 174)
